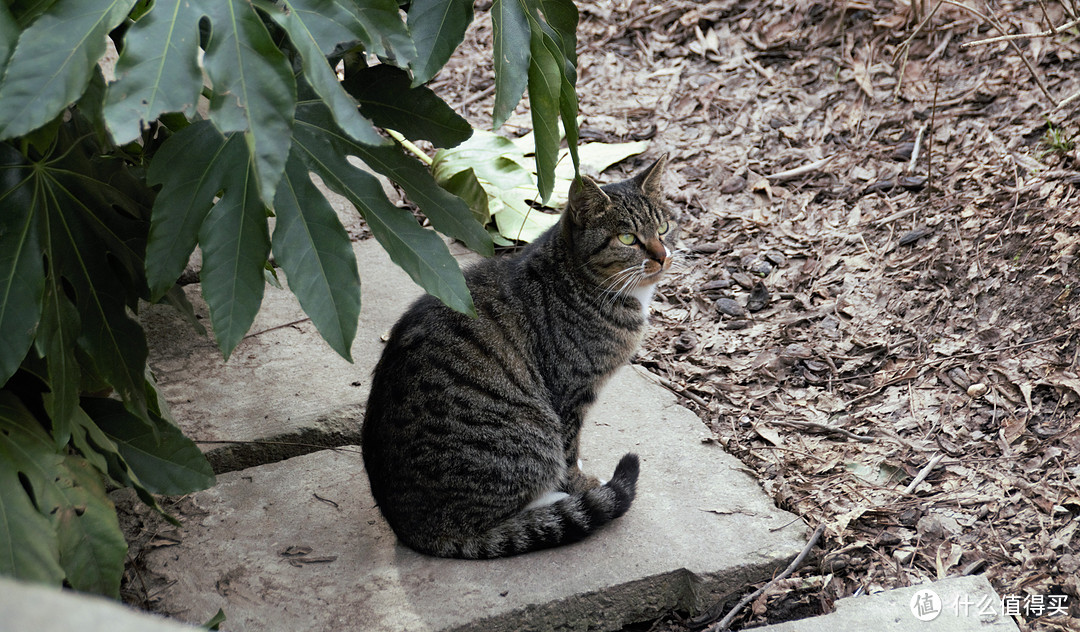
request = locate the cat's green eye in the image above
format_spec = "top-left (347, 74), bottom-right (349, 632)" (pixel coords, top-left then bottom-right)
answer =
top-left (658, 221), bottom-right (671, 235)
top-left (617, 233), bottom-right (638, 246)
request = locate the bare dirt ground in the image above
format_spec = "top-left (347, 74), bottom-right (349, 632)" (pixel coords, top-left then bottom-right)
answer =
top-left (435, 1), bottom-right (1080, 629)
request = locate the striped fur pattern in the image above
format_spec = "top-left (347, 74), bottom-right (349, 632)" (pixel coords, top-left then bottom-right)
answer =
top-left (362, 157), bottom-right (675, 559)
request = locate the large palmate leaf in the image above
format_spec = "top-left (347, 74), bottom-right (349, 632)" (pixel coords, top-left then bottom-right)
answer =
top-left (0, 0), bottom-right (137, 141)
top-left (104, 0), bottom-right (204, 144)
top-left (345, 64), bottom-right (472, 148)
top-left (262, 0), bottom-right (387, 146)
top-left (201, 0), bottom-right (297, 205)
top-left (0, 394), bottom-right (126, 596)
top-left (82, 397), bottom-right (215, 496)
top-left (407, 0), bottom-right (473, 86)
top-left (292, 101), bottom-right (475, 317)
top-left (1, 122), bottom-right (150, 419)
top-left (146, 121), bottom-right (269, 359)
top-left (272, 151), bottom-right (361, 361)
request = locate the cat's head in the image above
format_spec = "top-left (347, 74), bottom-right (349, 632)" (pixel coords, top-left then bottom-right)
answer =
top-left (563, 155), bottom-right (677, 293)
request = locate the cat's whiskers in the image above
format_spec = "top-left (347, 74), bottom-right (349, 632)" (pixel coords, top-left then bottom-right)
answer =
top-left (596, 263), bottom-right (647, 311)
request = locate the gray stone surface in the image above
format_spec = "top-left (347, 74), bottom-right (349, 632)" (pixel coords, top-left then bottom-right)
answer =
top-left (757, 575), bottom-right (1020, 632)
top-left (137, 365), bottom-right (806, 632)
top-left (0, 577), bottom-right (198, 631)
top-left (141, 240), bottom-right (453, 471)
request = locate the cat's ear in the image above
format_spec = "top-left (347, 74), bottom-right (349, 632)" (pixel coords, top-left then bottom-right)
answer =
top-left (631, 154), bottom-right (668, 197)
top-left (566, 175), bottom-right (610, 226)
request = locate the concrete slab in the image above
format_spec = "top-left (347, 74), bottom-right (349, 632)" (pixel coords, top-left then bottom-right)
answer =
top-left (0, 576), bottom-right (198, 632)
top-left (756, 575), bottom-right (1020, 632)
top-left (141, 240), bottom-right (445, 471)
top-left (133, 365), bottom-right (807, 632)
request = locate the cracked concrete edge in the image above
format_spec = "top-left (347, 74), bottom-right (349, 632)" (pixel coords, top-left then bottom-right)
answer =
top-left (453, 561), bottom-right (799, 632)
top-left (200, 404), bottom-right (365, 473)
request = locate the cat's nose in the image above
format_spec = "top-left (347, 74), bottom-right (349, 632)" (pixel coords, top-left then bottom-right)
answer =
top-left (643, 238), bottom-right (669, 266)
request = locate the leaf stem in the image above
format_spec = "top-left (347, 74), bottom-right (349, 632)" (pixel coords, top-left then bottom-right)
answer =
top-left (386, 129), bottom-right (432, 166)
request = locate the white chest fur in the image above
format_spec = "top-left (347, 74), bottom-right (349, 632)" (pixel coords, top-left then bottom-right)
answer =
top-left (630, 284), bottom-right (657, 319)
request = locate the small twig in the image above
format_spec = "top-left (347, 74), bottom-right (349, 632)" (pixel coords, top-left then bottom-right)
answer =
top-left (453, 83), bottom-right (497, 110)
top-left (944, 0), bottom-right (1058, 105)
top-left (705, 523), bottom-right (828, 632)
top-left (908, 123), bottom-right (927, 174)
top-left (902, 452), bottom-right (945, 495)
top-left (1058, 90), bottom-right (1080, 109)
top-left (893, 0), bottom-right (946, 99)
top-left (961, 17), bottom-right (1080, 46)
top-left (765, 155), bottom-right (836, 181)
top-left (771, 419), bottom-right (875, 443)
top-left (243, 317), bottom-right (312, 340)
top-left (927, 70), bottom-right (939, 190)
top-left (650, 372), bottom-right (710, 408)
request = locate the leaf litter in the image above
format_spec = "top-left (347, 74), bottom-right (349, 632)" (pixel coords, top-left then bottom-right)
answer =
top-left (436, 1), bottom-right (1080, 629)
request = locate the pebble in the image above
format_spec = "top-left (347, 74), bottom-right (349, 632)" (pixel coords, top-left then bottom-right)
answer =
top-left (746, 281), bottom-right (771, 312)
top-left (715, 298), bottom-right (747, 318)
top-left (731, 272), bottom-right (755, 290)
top-left (967, 383), bottom-right (988, 398)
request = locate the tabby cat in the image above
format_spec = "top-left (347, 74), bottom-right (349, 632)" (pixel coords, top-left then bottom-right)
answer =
top-left (362, 156), bottom-right (676, 559)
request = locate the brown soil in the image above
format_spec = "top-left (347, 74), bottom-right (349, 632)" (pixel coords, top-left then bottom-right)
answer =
top-left (435, 1), bottom-right (1080, 630)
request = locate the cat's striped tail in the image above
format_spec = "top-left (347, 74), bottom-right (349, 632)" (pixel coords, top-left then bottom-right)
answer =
top-left (436, 453), bottom-right (640, 559)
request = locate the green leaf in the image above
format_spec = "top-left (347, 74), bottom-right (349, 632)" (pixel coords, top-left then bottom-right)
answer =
top-left (352, 0), bottom-right (416, 65)
top-left (407, 0), bottom-right (473, 86)
top-left (524, 7), bottom-right (563, 203)
top-left (196, 138), bottom-right (270, 360)
top-left (0, 393), bottom-right (126, 596)
top-left (54, 455), bottom-right (126, 597)
top-left (344, 64), bottom-right (472, 148)
top-left (350, 142), bottom-right (493, 256)
top-left (490, 0), bottom-right (530, 129)
top-left (204, 609), bottom-right (227, 630)
top-left (2, 121), bottom-right (150, 417)
top-left (0, 0), bottom-right (138, 140)
top-left (437, 167), bottom-right (490, 225)
top-left (264, 0), bottom-right (386, 147)
top-left (201, 0), bottom-right (297, 204)
top-left (83, 397), bottom-right (215, 496)
top-left (0, 394), bottom-right (64, 587)
top-left (293, 102), bottom-right (475, 316)
top-left (0, 145), bottom-right (44, 386)
top-left (35, 281), bottom-right (82, 447)
top-left (145, 121), bottom-right (235, 300)
top-left (0, 5), bottom-right (19, 77)
top-left (145, 122), bottom-right (271, 360)
top-left (104, 0), bottom-right (204, 144)
top-left (272, 151), bottom-right (361, 361)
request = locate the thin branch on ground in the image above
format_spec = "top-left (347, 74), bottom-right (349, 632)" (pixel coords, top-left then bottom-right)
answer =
top-left (704, 523), bottom-right (828, 632)
top-left (960, 17), bottom-right (1080, 46)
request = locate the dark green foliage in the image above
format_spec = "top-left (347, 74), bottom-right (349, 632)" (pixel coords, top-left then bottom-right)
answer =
top-left (0, 0), bottom-right (579, 596)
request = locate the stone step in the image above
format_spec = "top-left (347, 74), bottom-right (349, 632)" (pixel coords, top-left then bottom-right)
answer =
top-left (129, 365), bottom-right (807, 631)
top-left (755, 574), bottom-right (1021, 632)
